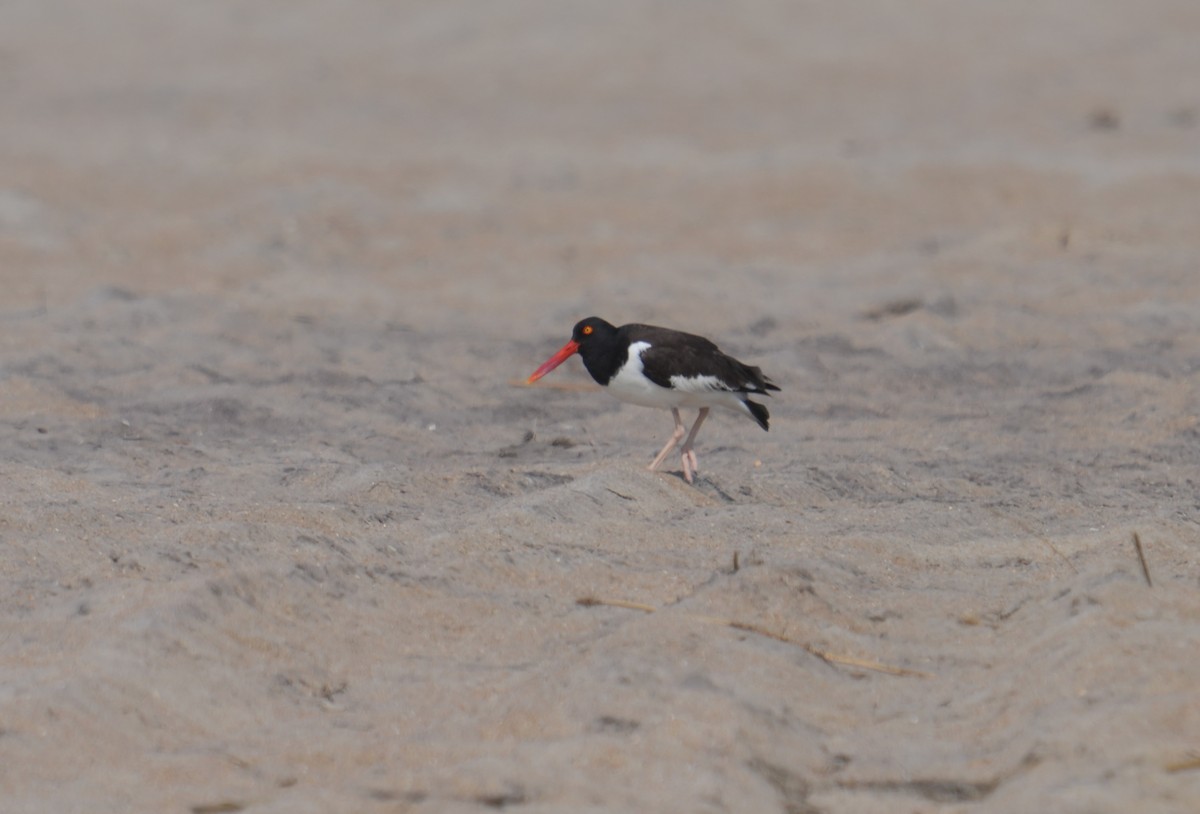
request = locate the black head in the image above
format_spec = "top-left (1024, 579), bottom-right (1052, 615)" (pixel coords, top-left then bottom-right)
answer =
top-left (571, 316), bottom-right (618, 345)
top-left (527, 316), bottom-right (619, 384)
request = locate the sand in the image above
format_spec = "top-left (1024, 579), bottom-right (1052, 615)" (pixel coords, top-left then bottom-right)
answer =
top-left (2, 2), bottom-right (1199, 812)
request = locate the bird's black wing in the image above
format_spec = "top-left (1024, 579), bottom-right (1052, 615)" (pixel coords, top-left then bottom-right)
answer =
top-left (627, 324), bottom-right (778, 395)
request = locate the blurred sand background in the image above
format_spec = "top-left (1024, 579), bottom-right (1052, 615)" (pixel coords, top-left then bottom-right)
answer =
top-left (2, 1), bottom-right (1200, 812)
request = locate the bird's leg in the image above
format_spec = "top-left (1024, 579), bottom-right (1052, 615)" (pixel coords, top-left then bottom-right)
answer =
top-left (648, 408), bottom-right (686, 472)
top-left (679, 408), bottom-right (709, 483)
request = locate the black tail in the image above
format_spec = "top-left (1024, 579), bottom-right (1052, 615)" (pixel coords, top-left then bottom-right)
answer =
top-left (744, 399), bottom-right (770, 431)
top-left (743, 363), bottom-right (780, 395)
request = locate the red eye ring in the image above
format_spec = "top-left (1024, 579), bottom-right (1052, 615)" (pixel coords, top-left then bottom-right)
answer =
top-left (582, 325), bottom-right (593, 335)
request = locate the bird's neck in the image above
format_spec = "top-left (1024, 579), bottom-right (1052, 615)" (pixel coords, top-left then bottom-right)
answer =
top-left (578, 337), bottom-right (628, 386)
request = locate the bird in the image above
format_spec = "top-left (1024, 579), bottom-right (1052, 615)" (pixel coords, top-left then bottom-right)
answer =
top-left (526, 316), bottom-right (779, 483)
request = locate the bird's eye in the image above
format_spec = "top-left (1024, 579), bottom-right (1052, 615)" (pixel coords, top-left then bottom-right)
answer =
top-left (582, 325), bottom-right (593, 335)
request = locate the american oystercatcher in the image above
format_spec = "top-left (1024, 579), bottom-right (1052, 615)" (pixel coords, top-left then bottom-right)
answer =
top-left (526, 317), bottom-right (779, 483)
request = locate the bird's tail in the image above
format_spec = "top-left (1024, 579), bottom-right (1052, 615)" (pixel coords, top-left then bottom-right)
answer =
top-left (742, 363), bottom-right (780, 395)
top-left (744, 399), bottom-right (770, 431)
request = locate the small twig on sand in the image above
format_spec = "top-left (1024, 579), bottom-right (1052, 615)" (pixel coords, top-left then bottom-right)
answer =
top-left (576, 596), bottom-right (657, 613)
top-left (1165, 753), bottom-right (1200, 773)
top-left (512, 378), bottom-right (599, 392)
top-left (986, 508), bottom-right (1078, 573)
top-left (604, 487), bottom-right (636, 501)
top-left (1132, 531), bottom-right (1153, 587)
top-left (576, 598), bottom-right (931, 678)
top-left (723, 619), bottom-right (933, 679)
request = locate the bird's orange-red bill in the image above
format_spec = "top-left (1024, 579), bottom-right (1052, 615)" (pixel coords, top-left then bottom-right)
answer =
top-left (526, 339), bottom-right (580, 383)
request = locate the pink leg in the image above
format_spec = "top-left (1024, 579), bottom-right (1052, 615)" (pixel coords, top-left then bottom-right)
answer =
top-left (648, 408), bottom-right (686, 472)
top-left (679, 408), bottom-right (709, 483)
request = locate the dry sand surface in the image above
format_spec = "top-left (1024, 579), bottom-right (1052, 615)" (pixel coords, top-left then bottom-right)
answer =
top-left (3, 2), bottom-right (1200, 812)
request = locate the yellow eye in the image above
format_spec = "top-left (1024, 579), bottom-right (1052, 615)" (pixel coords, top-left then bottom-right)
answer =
top-left (582, 325), bottom-right (593, 335)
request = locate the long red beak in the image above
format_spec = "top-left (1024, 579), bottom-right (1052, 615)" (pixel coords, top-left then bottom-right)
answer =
top-left (526, 339), bottom-right (580, 383)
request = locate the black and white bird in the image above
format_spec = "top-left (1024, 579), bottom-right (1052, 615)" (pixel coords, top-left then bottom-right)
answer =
top-left (526, 317), bottom-right (779, 483)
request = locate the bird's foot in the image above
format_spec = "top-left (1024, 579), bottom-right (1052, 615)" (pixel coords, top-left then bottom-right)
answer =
top-left (680, 448), bottom-right (699, 484)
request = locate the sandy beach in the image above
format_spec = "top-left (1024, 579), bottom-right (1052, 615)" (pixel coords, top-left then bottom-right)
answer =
top-left (2, 2), bottom-right (1199, 811)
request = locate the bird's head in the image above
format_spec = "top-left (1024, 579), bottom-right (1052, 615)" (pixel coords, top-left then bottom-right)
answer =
top-left (526, 316), bottom-right (616, 383)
